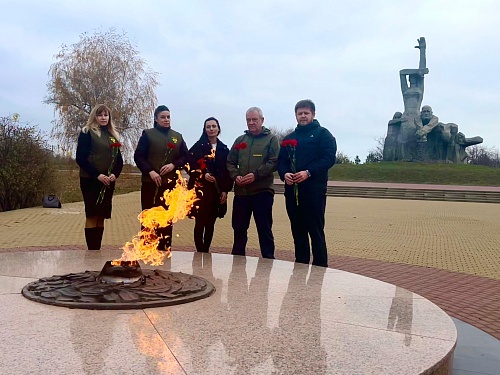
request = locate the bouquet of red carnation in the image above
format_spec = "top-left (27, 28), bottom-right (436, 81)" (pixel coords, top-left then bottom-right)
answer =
top-left (97, 139), bottom-right (121, 205)
top-left (281, 139), bottom-right (299, 204)
top-left (153, 141), bottom-right (176, 205)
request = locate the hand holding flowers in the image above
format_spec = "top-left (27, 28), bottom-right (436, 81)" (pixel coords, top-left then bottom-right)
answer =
top-left (281, 139), bottom-right (299, 204)
top-left (153, 141), bottom-right (176, 205)
top-left (233, 142), bottom-right (252, 186)
top-left (96, 140), bottom-right (121, 205)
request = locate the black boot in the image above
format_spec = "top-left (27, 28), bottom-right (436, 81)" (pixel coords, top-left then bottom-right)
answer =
top-left (84, 227), bottom-right (104, 250)
top-left (95, 227), bottom-right (104, 250)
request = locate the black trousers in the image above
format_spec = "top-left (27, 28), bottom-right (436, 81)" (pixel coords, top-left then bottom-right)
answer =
top-left (194, 212), bottom-right (217, 252)
top-left (285, 190), bottom-right (328, 267)
top-left (231, 192), bottom-right (275, 258)
top-left (140, 181), bottom-right (175, 250)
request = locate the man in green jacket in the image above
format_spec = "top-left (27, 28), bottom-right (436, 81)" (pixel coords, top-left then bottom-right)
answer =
top-left (226, 107), bottom-right (279, 258)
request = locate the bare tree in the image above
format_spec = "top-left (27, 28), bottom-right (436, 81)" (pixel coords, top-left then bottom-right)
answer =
top-left (44, 29), bottom-right (159, 161)
top-left (366, 136), bottom-right (384, 163)
top-left (467, 145), bottom-right (500, 168)
top-left (268, 126), bottom-right (295, 144)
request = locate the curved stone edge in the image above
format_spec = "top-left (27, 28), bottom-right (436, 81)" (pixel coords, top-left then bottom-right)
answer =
top-left (21, 276), bottom-right (216, 310)
top-left (422, 343), bottom-right (455, 375)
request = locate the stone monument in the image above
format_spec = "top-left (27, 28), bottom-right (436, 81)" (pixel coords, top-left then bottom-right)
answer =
top-left (383, 37), bottom-right (483, 163)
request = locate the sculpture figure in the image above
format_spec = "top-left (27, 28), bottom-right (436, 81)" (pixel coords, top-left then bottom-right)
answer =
top-left (397, 37), bottom-right (428, 161)
top-left (383, 37), bottom-right (484, 163)
top-left (450, 132), bottom-right (483, 164)
top-left (382, 112), bottom-right (402, 161)
top-left (400, 38), bottom-right (427, 119)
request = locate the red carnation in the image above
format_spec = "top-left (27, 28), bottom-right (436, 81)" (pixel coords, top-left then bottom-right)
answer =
top-left (281, 139), bottom-right (297, 148)
top-left (235, 142), bottom-right (247, 150)
top-left (197, 157), bottom-right (207, 170)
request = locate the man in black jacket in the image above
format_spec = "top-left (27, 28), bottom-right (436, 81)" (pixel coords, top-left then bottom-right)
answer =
top-left (277, 99), bottom-right (337, 267)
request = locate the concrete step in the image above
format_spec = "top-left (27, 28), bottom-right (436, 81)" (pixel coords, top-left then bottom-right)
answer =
top-left (272, 184), bottom-right (500, 204)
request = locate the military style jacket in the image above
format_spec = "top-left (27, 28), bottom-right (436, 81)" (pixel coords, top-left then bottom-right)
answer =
top-left (226, 127), bottom-right (279, 196)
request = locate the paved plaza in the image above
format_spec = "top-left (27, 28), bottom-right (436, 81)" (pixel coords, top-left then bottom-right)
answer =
top-left (1, 189), bottom-right (500, 343)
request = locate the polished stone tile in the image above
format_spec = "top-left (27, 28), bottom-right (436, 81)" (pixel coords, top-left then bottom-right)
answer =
top-left (0, 294), bottom-right (184, 375)
top-left (0, 275), bottom-right (36, 294)
top-left (0, 250), bottom-right (456, 374)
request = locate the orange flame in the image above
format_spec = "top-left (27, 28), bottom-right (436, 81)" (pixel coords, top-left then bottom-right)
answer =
top-left (114, 170), bottom-right (198, 266)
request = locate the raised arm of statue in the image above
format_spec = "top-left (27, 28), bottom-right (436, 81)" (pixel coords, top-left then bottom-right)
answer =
top-left (399, 68), bottom-right (429, 97)
top-left (415, 37), bottom-right (426, 69)
top-left (400, 71), bottom-right (409, 94)
top-left (464, 136), bottom-right (483, 147)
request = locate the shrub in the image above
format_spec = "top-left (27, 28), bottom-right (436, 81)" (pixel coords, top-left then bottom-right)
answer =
top-left (0, 114), bottom-right (57, 211)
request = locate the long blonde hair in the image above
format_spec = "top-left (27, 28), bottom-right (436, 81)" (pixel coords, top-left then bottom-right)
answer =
top-left (82, 104), bottom-right (120, 141)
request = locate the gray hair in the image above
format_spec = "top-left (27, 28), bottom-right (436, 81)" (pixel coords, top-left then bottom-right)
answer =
top-left (246, 107), bottom-right (264, 118)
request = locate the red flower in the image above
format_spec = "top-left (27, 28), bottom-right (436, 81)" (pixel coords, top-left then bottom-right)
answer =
top-left (197, 157), bottom-right (207, 170)
top-left (167, 142), bottom-right (176, 149)
top-left (110, 142), bottom-right (122, 148)
top-left (235, 142), bottom-right (247, 150)
top-left (281, 139), bottom-right (298, 148)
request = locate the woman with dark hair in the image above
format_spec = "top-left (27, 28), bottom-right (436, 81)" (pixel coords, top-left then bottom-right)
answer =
top-left (76, 104), bottom-right (123, 250)
top-left (188, 117), bottom-right (233, 252)
top-left (134, 105), bottom-right (189, 251)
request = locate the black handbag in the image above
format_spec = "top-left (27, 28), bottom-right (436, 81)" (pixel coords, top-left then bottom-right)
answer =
top-left (42, 194), bottom-right (62, 208)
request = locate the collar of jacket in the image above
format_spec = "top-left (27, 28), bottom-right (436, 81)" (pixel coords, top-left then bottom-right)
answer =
top-left (295, 119), bottom-right (321, 132)
top-left (153, 123), bottom-right (171, 134)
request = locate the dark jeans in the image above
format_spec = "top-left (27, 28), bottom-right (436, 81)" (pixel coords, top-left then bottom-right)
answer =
top-left (140, 181), bottom-right (175, 250)
top-left (285, 190), bottom-right (328, 267)
top-left (231, 192), bottom-right (275, 258)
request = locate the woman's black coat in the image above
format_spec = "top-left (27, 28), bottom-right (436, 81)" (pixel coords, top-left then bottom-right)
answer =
top-left (187, 138), bottom-right (233, 218)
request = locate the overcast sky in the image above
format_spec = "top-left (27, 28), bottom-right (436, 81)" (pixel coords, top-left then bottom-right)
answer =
top-left (1, 0), bottom-right (499, 161)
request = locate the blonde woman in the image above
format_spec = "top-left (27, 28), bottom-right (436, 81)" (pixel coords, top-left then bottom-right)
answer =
top-left (76, 104), bottom-right (123, 250)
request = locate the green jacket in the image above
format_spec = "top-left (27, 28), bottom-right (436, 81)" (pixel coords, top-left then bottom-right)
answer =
top-left (77, 128), bottom-right (122, 179)
top-left (226, 127), bottom-right (279, 196)
top-left (134, 126), bottom-right (189, 184)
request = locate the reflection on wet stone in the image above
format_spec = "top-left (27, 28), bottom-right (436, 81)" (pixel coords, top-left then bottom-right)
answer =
top-left (22, 268), bottom-right (215, 309)
top-left (387, 286), bottom-right (414, 347)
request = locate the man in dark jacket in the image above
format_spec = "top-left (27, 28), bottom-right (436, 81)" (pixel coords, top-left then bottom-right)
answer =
top-left (227, 107), bottom-right (279, 258)
top-left (277, 99), bottom-right (337, 267)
